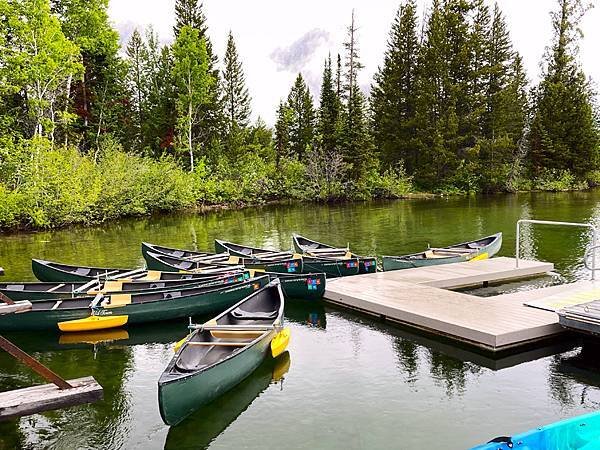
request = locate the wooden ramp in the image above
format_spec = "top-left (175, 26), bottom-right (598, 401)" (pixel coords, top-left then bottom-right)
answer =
top-left (325, 257), bottom-right (569, 352)
top-left (558, 298), bottom-right (600, 337)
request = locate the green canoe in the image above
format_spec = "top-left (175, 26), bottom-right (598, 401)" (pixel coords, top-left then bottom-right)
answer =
top-left (164, 352), bottom-right (289, 445)
top-left (158, 279), bottom-right (285, 426)
top-left (142, 250), bottom-right (325, 300)
top-left (382, 232), bottom-right (503, 271)
top-left (0, 273), bottom-right (251, 302)
top-left (292, 233), bottom-right (378, 274)
top-left (0, 275), bottom-right (270, 331)
top-left (215, 239), bottom-right (359, 277)
top-left (32, 258), bottom-right (244, 283)
top-left (143, 248), bottom-right (303, 275)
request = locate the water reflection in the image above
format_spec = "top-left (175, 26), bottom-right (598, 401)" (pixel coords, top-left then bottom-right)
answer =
top-left (163, 352), bottom-right (291, 450)
top-left (550, 341), bottom-right (600, 409)
top-left (284, 299), bottom-right (326, 329)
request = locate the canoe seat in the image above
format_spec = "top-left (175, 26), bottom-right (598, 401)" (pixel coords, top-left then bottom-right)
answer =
top-left (231, 307), bottom-right (277, 320)
top-left (172, 251), bottom-right (185, 257)
top-left (74, 268), bottom-right (91, 276)
top-left (424, 250), bottom-right (452, 259)
top-left (6, 284), bottom-right (24, 291)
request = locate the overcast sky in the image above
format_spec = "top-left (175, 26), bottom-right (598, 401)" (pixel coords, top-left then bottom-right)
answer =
top-left (108, 0), bottom-right (600, 125)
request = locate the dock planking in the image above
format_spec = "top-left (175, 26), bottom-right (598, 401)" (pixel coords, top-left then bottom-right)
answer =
top-left (0, 376), bottom-right (103, 421)
top-left (325, 257), bottom-right (570, 352)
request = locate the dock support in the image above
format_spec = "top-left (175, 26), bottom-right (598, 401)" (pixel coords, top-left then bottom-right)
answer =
top-left (0, 336), bottom-right (73, 389)
top-left (0, 335), bottom-right (103, 420)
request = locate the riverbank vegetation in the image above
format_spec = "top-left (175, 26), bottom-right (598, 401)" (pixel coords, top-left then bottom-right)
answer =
top-left (0, 0), bottom-right (598, 229)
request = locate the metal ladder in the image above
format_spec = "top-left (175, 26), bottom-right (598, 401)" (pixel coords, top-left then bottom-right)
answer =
top-left (515, 219), bottom-right (598, 280)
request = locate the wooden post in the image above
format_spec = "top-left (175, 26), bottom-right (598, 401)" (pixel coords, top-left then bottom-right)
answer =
top-left (0, 336), bottom-right (73, 389)
top-left (0, 267), bottom-right (4, 276)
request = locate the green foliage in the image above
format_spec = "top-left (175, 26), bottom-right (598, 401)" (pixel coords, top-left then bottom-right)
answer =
top-left (533, 168), bottom-right (587, 192)
top-left (0, 137), bottom-right (195, 229)
top-left (528, 0), bottom-right (599, 177)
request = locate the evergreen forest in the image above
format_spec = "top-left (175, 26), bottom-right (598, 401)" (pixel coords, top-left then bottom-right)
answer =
top-left (0, 0), bottom-right (598, 229)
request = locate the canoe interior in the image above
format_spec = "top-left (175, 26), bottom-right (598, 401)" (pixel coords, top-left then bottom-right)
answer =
top-left (142, 242), bottom-right (214, 259)
top-left (168, 281), bottom-right (283, 376)
top-left (33, 259), bottom-right (134, 279)
top-left (388, 233), bottom-right (501, 261)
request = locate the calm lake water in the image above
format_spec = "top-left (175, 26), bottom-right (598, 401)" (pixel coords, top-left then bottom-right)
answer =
top-left (2, 192), bottom-right (600, 449)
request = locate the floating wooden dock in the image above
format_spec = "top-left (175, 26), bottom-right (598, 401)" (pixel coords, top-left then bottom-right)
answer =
top-left (324, 257), bottom-right (578, 352)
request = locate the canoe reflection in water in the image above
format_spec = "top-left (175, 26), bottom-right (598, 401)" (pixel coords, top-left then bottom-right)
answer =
top-left (284, 299), bottom-right (327, 330)
top-left (164, 351), bottom-right (291, 450)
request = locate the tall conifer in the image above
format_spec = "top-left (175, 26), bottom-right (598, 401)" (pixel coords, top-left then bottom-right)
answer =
top-left (371, 0), bottom-right (420, 171)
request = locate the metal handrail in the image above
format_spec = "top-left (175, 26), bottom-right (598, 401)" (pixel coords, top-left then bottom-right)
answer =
top-left (516, 219), bottom-right (598, 280)
top-left (584, 245), bottom-right (600, 272)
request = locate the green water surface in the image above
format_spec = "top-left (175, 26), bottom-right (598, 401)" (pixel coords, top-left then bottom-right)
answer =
top-left (2, 192), bottom-right (600, 449)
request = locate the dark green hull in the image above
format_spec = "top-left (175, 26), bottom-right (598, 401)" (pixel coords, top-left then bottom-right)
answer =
top-left (382, 232), bottom-right (503, 271)
top-left (359, 257), bottom-right (377, 274)
top-left (163, 353), bottom-right (288, 447)
top-left (0, 278), bottom-right (269, 331)
top-left (144, 250), bottom-right (302, 275)
top-left (302, 258), bottom-right (360, 277)
top-left (274, 272), bottom-right (326, 300)
top-left (32, 260), bottom-right (122, 283)
top-left (142, 251), bottom-right (321, 298)
top-left (1, 276), bottom-right (250, 302)
top-left (158, 330), bottom-right (273, 426)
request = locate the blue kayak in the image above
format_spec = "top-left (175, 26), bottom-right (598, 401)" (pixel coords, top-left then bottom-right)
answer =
top-left (471, 410), bottom-right (600, 450)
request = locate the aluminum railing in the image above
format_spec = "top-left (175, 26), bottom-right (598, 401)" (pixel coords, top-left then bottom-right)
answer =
top-left (515, 219), bottom-right (598, 280)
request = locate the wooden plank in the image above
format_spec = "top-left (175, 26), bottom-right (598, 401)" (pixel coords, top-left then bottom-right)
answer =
top-left (0, 376), bottom-right (103, 421)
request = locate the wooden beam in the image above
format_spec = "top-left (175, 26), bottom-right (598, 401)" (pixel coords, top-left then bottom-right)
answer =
top-left (0, 336), bottom-right (72, 389)
top-left (0, 376), bottom-right (103, 421)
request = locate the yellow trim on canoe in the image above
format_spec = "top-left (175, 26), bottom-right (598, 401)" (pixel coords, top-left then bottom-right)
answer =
top-left (469, 252), bottom-right (489, 262)
top-left (271, 327), bottom-right (290, 358)
top-left (228, 255), bottom-right (240, 264)
top-left (173, 334), bottom-right (190, 353)
top-left (292, 253), bottom-right (303, 260)
top-left (104, 293), bottom-right (132, 308)
top-left (58, 315), bottom-right (128, 332)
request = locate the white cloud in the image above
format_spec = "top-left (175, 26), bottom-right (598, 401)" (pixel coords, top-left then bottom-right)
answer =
top-left (109, 0), bottom-right (600, 125)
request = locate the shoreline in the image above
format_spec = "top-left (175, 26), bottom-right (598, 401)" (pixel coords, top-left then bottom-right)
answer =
top-left (0, 188), bottom-right (595, 235)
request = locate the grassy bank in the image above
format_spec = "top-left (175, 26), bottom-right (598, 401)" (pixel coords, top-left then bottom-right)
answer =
top-left (0, 137), bottom-right (414, 230)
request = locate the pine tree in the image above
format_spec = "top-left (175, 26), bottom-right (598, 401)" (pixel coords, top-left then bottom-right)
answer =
top-left (413, 0), bottom-right (450, 186)
top-left (317, 55), bottom-right (342, 155)
top-left (222, 31), bottom-right (251, 132)
top-left (529, 0), bottom-right (599, 178)
top-left (142, 27), bottom-right (177, 155)
top-left (286, 74), bottom-right (315, 159)
top-left (341, 9), bottom-right (373, 180)
top-left (274, 101), bottom-right (293, 166)
top-left (371, 0), bottom-right (420, 171)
